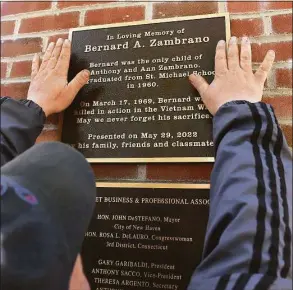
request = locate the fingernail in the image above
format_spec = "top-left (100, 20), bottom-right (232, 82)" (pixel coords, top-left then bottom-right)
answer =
top-left (268, 50), bottom-right (275, 57)
top-left (242, 36), bottom-right (248, 44)
top-left (83, 70), bottom-right (90, 77)
top-left (189, 74), bottom-right (195, 81)
top-left (48, 42), bottom-right (54, 48)
top-left (57, 38), bottom-right (63, 44)
top-left (218, 40), bottom-right (225, 46)
top-left (230, 36), bottom-right (237, 44)
top-left (64, 39), bottom-right (70, 46)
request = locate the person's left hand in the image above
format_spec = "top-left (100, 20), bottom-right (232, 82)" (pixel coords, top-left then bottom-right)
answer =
top-left (27, 38), bottom-right (90, 117)
top-left (69, 254), bottom-right (90, 290)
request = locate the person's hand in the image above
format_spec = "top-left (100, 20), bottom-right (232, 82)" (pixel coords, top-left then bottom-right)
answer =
top-left (189, 36), bottom-right (275, 115)
top-left (69, 254), bottom-right (90, 290)
top-left (27, 38), bottom-right (90, 117)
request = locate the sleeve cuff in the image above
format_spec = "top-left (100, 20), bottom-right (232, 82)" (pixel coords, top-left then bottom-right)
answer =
top-left (18, 99), bottom-right (46, 124)
top-left (214, 100), bottom-right (252, 119)
top-left (212, 100), bottom-right (276, 153)
top-left (0, 97), bottom-right (46, 125)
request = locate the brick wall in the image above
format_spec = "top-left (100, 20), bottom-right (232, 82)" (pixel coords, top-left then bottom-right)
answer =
top-left (1, 1), bottom-right (292, 182)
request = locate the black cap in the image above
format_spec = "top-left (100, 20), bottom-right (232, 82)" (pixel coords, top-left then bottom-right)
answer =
top-left (1, 142), bottom-right (96, 290)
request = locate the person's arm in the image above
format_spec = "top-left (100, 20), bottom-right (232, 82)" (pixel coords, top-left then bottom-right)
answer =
top-left (1, 38), bottom-right (91, 290)
top-left (188, 37), bottom-right (292, 289)
top-left (0, 38), bottom-right (89, 167)
top-left (0, 97), bottom-right (45, 166)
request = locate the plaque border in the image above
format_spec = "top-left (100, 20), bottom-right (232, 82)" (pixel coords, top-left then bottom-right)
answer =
top-left (69, 13), bottom-right (230, 39)
top-left (96, 182), bottom-right (210, 189)
top-left (66, 13), bottom-right (231, 164)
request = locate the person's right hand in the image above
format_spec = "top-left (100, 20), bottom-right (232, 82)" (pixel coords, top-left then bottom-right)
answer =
top-left (189, 36), bottom-right (275, 115)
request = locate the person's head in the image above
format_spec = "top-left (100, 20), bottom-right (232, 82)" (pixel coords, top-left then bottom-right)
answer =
top-left (1, 142), bottom-right (95, 290)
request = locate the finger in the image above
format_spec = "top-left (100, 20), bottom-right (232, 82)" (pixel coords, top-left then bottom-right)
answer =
top-left (31, 53), bottom-right (40, 80)
top-left (47, 38), bottom-right (64, 70)
top-left (227, 36), bottom-right (240, 70)
top-left (66, 70), bottom-right (90, 101)
top-left (215, 40), bottom-right (228, 76)
top-left (240, 37), bottom-right (252, 71)
top-left (39, 42), bottom-right (55, 71)
top-left (254, 50), bottom-right (275, 84)
top-left (55, 39), bottom-right (71, 75)
top-left (189, 74), bottom-right (209, 96)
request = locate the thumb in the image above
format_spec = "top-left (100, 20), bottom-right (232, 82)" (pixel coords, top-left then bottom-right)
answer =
top-left (189, 74), bottom-right (209, 96)
top-left (66, 70), bottom-right (90, 100)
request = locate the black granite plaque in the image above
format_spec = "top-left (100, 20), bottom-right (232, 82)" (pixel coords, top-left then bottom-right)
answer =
top-left (82, 183), bottom-right (209, 290)
top-left (62, 14), bottom-right (230, 162)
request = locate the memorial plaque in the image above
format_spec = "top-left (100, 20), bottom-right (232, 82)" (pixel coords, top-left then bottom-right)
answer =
top-left (82, 183), bottom-right (210, 290)
top-left (62, 14), bottom-right (230, 162)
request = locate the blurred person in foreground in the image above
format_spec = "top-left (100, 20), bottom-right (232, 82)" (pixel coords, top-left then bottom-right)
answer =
top-left (0, 36), bottom-right (292, 290)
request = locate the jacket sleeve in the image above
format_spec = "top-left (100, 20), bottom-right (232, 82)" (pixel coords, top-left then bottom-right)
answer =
top-left (188, 101), bottom-right (292, 290)
top-left (0, 97), bottom-right (46, 166)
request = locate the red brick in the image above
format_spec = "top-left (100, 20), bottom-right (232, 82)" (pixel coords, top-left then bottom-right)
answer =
top-left (153, 2), bottom-right (218, 18)
top-left (263, 95), bottom-right (292, 119)
top-left (48, 33), bottom-right (69, 44)
top-left (280, 124), bottom-right (292, 147)
top-left (1, 21), bottom-right (15, 36)
top-left (231, 18), bottom-right (264, 37)
top-left (91, 164), bottom-right (138, 179)
top-left (1, 83), bottom-right (30, 99)
top-left (228, 2), bottom-right (259, 13)
top-left (228, 1), bottom-right (292, 13)
top-left (251, 42), bottom-right (292, 62)
top-left (36, 130), bottom-right (60, 143)
top-left (1, 63), bottom-right (7, 79)
top-left (46, 114), bottom-right (60, 126)
top-left (58, 1), bottom-right (113, 9)
top-left (147, 164), bottom-right (213, 181)
top-left (272, 14), bottom-right (293, 34)
top-left (263, 76), bottom-right (269, 88)
top-left (10, 61), bottom-right (32, 78)
top-left (1, 38), bottom-right (42, 58)
top-left (265, 2), bottom-right (293, 10)
top-left (1, 2), bottom-right (51, 16)
top-left (276, 69), bottom-right (292, 88)
top-left (85, 6), bottom-right (145, 25)
top-left (19, 13), bottom-right (79, 33)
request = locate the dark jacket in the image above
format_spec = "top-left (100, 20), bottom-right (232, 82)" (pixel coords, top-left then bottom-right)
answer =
top-left (188, 101), bottom-right (292, 290)
top-left (1, 97), bottom-right (45, 166)
top-left (1, 97), bottom-right (96, 290)
top-left (1, 97), bottom-right (292, 290)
